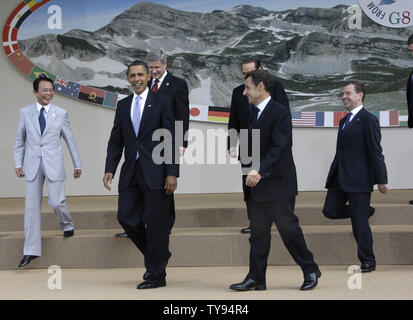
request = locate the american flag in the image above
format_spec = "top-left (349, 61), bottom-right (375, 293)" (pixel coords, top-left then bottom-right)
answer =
top-left (291, 111), bottom-right (316, 127)
top-left (54, 77), bottom-right (80, 98)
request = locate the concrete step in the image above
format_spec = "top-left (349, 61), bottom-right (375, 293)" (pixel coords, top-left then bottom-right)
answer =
top-left (2, 225), bottom-right (413, 269)
top-left (1, 204), bottom-right (413, 232)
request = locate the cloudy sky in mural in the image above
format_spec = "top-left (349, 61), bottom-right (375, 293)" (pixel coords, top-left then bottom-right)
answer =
top-left (19, 0), bottom-right (357, 39)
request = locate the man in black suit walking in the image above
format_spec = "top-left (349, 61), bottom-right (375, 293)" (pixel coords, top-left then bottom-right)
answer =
top-left (103, 61), bottom-right (179, 289)
top-left (406, 34), bottom-right (413, 204)
top-left (115, 49), bottom-right (189, 238)
top-left (228, 58), bottom-right (290, 234)
top-left (229, 70), bottom-right (321, 292)
top-left (323, 81), bottom-right (388, 273)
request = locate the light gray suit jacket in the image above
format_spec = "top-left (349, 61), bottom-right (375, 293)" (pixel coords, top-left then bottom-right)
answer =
top-left (13, 103), bottom-right (81, 182)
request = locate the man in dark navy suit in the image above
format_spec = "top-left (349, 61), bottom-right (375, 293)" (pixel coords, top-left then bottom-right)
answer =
top-left (323, 81), bottom-right (388, 273)
top-left (229, 70), bottom-right (320, 292)
top-left (406, 34), bottom-right (413, 204)
top-left (115, 49), bottom-right (189, 238)
top-left (228, 58), bottom-right (290, 234)
top-left (103, 61), bottom-right (179, 289)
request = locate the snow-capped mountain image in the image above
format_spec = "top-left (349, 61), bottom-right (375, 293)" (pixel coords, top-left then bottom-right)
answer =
top-left (18, 2), bottom-right (413, 111)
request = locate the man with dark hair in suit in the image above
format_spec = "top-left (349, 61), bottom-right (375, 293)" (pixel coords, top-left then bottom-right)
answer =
top-left (114, 49), bottom-right (189, 239)
top-left (323, 81), bottom-right (388, 273)
top-left (406, 34), bottom-right (413, 204)
top-left (229, 69), bottom-right (321, 292)
top-left (14, 75), bottom-right (82, 268)
top-left (103, 61), bottom-right (178, 289)
top-left (228, 58), bottom-right (290, 234)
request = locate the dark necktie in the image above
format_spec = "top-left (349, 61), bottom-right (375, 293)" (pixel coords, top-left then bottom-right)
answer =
top-left (249, 106), bottom-right (259, 128)
top-left (152, 79), bottom-right (159, 93)
top-left (39, 107), bottom-right (46, 135)
top-left (342, 113), bottom-right (351, 132)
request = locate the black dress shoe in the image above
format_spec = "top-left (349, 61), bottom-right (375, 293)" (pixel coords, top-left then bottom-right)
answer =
top-left (240, 226), bottom-right (251, 234)
top-left (300, 269), bottom-right (321, 291)
top-left (143, 271), bottom-right (151, 280)
top-left (63, 229), bottom-right (74, 238)
top-left (360, 263), bottom-right (376, 273)
top-left (369, 206), bottom-right (375, 218)
top-left (229, 278), bottom-right (266, 291)
top-left (137, 280), bottom-right (166, 289)
top-left (409, 200), bottom-right (413, 205)
top-left (115, 232), bottom-right (129, 239)
top-left (18, 255), bottom-right (39, 268)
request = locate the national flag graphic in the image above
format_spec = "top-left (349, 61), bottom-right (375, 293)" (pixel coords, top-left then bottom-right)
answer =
top-left (389, 110), bottom-right (399, 126)
top-left (399, 110), bottom-right (408, 127)
top-left (334, 112), bottom-right (347, 127)
top-left (103, 91), bottom-right (118, 109)
top-left (315, 112), bottom-right (324, 127)
top-left (29, 65), bottom-right (56, 82)
top-left (78, 85), bottom-right (105, 105)
top-left (208, 106), bottom-right (230, 123)
top-left (189, 105), bottom-right (208, 122)
top-left (24, 0), bottom-right (51, 12)
top-left (6, 2), bottom-right (32, 30)
top-left (323, 112), bottom-right (335, 127)
top-left (54, 76), bottom-right (80, 98)
top-left (8, 50), bottom-right (34, 75)
top-left (291, 111), bottom-right (316, 127)
top-left (3, 23), bottom-right (19, 56)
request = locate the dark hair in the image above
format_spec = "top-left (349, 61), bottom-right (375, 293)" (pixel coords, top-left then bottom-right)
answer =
top-left (126, 60), bottom-right (149, 75)
top-left (344, 81), bottom-right (366, 102)
top-left (244, 69), bottom-right (273, 93)
top-left (408, 34), bottom-right (413, 46)
top-left (33, 74), bottom-right (54, 92)
top-left (241, 58), bottom-right (261, 70)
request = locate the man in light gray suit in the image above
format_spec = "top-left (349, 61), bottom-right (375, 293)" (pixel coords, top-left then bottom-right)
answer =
top-left (14, 75), bottom-right (82, 268)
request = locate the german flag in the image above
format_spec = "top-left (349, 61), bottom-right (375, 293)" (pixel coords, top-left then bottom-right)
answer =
top-left (208, 106), bottom-right (230, 123)
top-left (78, 85), bottom-right (105, 105)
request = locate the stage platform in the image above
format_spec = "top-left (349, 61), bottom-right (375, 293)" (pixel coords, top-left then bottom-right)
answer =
top-left (0, 191), bottom-right (413, 300)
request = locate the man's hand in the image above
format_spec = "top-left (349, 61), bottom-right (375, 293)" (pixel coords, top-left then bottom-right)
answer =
top-left (164, 175), bottom-right (177, 195)
top-left (378, 184), bottom-right (388, 194)
top-left (245, 170), bottom-right (261, 188)
top-left (229, 147), bottom-right (237, 158)
top-left (15, 167), bottom-right (24, 178)
top-left (103, 173), bottom-right (113, 191)
top-left (74, 169), bottom-right (82, 179)
top-left (179, 146), bottom-right (186, 156)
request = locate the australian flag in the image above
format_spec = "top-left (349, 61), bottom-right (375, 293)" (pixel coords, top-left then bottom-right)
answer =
top-left (54, 76), bottom-right (80, 99)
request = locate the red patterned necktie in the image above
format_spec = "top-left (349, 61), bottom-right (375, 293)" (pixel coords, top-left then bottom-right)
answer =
top-left (152, 79), bottom-right (159, 92)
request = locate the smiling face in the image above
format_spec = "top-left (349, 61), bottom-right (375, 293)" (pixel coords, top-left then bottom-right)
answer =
top-left (342, 84), bottom-right (363, 112)
top-left (34, 80), bottom-right (54, 106)
top-left (243, 76), bottom-right (263, 106)
top-left (148, 60), bottom-right (167, 80)
top-left (127, 64), bottom-right (151, 95)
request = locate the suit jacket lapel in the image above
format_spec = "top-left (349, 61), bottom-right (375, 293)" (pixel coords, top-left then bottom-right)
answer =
top-left (158, 72), bottom-right (172, 93)
top-left (253, 100), bottom-right (272, 129)
top-left (137, 92), bottom-right (154, 137)
top-left (29, 103), bottom-right (41, 136)
top-left (341, 108), bottom-right (365, 136)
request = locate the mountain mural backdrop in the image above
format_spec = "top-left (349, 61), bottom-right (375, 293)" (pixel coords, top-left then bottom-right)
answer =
top-left (18, 2), bottom-right (413, 111)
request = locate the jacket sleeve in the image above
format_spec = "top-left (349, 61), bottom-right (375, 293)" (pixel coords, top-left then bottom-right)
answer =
top-left (227, 88), bottom-right (240, 150)
top-left (13, 109), bottom-right (26, 168)
top-left (161, 97), bottom-right (180, 177)
top-left (173, 79), bottom-right (189, 148)
top-left (104, 105), bottom-right (124, 176)
top-left (272, 80), bottom-right (290, 110)
top-left (61, 111), bottom-right (82, 169)
top-left (365, 116), bottom-right (388, 185)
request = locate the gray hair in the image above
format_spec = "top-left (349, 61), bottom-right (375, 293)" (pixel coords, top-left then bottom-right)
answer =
top-left (146, 49), bottom-right (168, 64)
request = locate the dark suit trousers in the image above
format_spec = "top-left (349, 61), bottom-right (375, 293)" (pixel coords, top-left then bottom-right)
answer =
top-left (246, 196), bottom-right (318, 283)
top-left (117, 160), bottom-right (171, 280)
top-left (323, 173), bottom-right (375, 265)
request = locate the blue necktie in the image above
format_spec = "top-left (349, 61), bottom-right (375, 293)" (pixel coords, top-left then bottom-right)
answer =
top-left (132, 96), bottom-right (142, 137)
top-left (250, 106), bottom-right (259, 128)
top-left (39, 107), bottom-right (46, 135)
